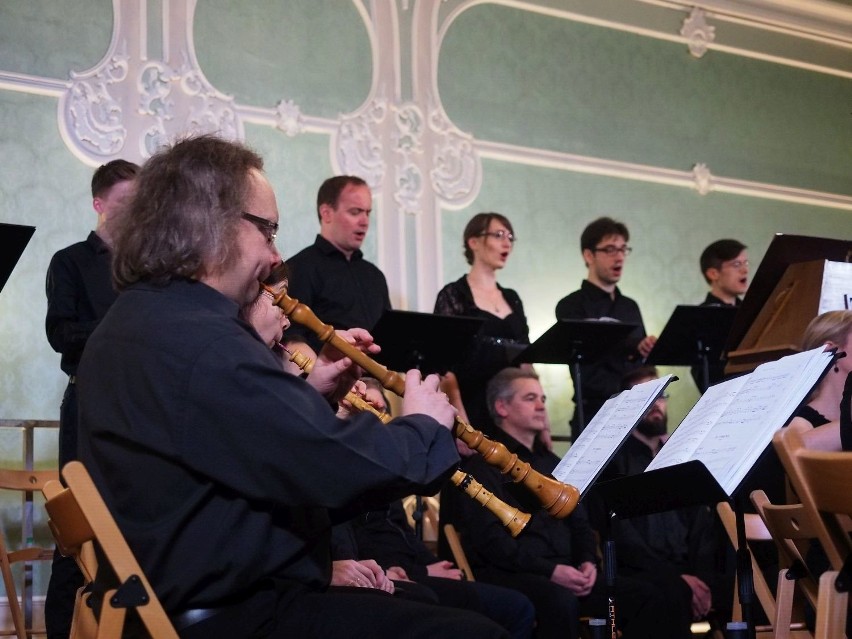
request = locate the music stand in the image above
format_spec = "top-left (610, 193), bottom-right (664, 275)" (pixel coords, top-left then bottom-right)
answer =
top-left (370, 310), bottom-right (485, 540)
top-left (0, 223), bottom-right (35, 294)
top-left (595, 461), bottom-right (753, 637)
top-left (370, 310), bottom-right (484, 376)
top-left (513, 319), bottom-right (636, 434)
top-left (646, 305), bottom-right (738, 393)
top-left (725, 233), bottom-right (852, 355)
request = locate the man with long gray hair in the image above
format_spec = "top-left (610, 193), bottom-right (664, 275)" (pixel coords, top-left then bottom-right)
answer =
top-left (75, 134), bottom-right (506, 638)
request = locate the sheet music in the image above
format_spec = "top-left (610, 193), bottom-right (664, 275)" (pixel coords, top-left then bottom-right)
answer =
top-left (552, 375), bottom-right (674, 496)
top-left (819, 260), bottom-right (852, 313)
top-left (645, 346), bottom-right (834, 495)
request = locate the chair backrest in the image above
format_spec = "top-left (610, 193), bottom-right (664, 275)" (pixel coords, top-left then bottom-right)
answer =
top-left (442, 523), bottom-right (475, 582)
top-left (794, 448), bottom-right (852, 573)
top-left (749, 490), bottom-right (819, 639)
top-left (772, 421), bottom-right (851, 572)
top-left (750, 490), bottom-right (819, 609)
top-left (402, 494), bottom-right (440, 551)
top-left (43, 461), bottom-right (179, 639)
top-left (0, 469), bottom-right (58, 639)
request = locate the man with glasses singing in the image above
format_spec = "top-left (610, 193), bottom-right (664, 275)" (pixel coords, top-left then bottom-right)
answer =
top-left (699, 239), bottom-right (749, 307)
top-left (555, 216), bottom-right (656, 441)
top-left (285, 175), bottom-right (391, 353)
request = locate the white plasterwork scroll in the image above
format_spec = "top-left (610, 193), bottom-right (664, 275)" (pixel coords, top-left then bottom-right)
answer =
top-left (680, 7), bottom-right (717, 59)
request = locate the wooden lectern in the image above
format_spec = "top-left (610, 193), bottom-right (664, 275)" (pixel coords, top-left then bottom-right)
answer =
top-left (726, 260), bottom-right (825, 374)
top-left (725, 233), bottom-right (852, 375)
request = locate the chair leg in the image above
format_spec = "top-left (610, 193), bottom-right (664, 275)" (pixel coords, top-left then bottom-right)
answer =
top-left (774, 569), bottom-right (795, 639)
top-left (814, 571), bottom-right (848, 639)
top-left (94, 589), bottom-right (127, 639)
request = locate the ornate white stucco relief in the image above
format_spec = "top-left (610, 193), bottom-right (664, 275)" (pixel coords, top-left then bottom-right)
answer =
top-left (680, 7), bottom-right (717, 59)
top-left (692, 163), bottom-right (713, 195)
top-left (58, 0), bottom-right (242, 165)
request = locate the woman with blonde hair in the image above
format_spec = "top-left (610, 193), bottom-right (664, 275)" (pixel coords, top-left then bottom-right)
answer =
top-left (792, 310), bottom-right (852, 449)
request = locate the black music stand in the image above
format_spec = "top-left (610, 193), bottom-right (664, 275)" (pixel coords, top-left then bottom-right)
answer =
top-left (370, 310), bottom-right (484, 376)
top-left (594, 461), bottom-right (752, 638)
top-left (0, 223), bottom-right (35, 294)
top-left (370, 310), bottom-right (484, 539)
top-left (725, 233), bottom-right (852, 355)
top-left (513, 319), bottom-right (637, 435)
top-left (646, 305), bottom-right (738, 393)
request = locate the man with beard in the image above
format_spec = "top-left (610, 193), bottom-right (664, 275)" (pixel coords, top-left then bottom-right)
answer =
top-left (588, 367), bottom-right (729, 635)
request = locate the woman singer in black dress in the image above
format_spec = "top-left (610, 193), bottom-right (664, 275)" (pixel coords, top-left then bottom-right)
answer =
top-left (433, 212), bottom-right (531, 438)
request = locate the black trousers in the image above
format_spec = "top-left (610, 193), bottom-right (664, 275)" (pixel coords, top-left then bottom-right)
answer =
top-left (178, 585), bottom-right (509, 639)
top-left (476, 567), bottom-right (681, 639)
top-left (45, 382), bottom-right (84, 639)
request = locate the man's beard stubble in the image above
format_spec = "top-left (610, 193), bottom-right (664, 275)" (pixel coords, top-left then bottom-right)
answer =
top-left (636, 412), bottom-right (667, 437)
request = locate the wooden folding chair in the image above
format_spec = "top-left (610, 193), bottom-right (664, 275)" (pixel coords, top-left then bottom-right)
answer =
top-left (402, 494), bottom-right (440, 553)
top-left (749, 490), bottom-right (817, 639)
top-left (716, 501), bottom-right (788, 634)
top-left (0, 469), bottom-right (58, 639)
top-left (42, 461), bottom-right (178, 639)
top-left (443, 523), bottom-right (475, 582)
top-left (773, 422), bottom-right (852, 639)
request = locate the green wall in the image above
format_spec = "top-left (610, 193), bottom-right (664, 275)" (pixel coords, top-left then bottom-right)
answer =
top-left (0, 0), bottom-right (850, 597)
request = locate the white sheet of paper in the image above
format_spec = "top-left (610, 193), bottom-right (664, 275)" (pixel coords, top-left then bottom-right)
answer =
top-left (552, 375), bottom-right (674, 495)
top-left (645, 347), bottom-right (833, 495)
top-left (819, 260), bottom-right (852, 314)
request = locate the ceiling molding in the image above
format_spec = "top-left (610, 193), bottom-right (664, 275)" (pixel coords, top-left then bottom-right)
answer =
top-left (649, 0), bottom-right (852, 46)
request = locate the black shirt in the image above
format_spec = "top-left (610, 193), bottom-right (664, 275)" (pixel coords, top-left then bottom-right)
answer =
top-left (693, 292), bottom-right (741, 390)
top-left (45, 231), bottom-right (117, 375)
top-left (588, 436), bottom-right (720, 587)
top-left (554, 280), bottom-right (647, 419)
top-left (77, 278), bottom-right (458, 612)
top-left (285, 235), bottom-right (391, 352)
top-left (443, 430), bottom-right (597, 578)
top-left (434, 276), bottom-right (530, 434)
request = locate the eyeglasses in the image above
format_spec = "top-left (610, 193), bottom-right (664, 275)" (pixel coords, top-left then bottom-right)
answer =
top-left (479, 230), bottom-right (516, 243)
top-left (242, 212), bottom-right (278, 244)
top-left (722, 260), bottom-right (749, 270)
top-left (593, 245), bottom-right (632, 256)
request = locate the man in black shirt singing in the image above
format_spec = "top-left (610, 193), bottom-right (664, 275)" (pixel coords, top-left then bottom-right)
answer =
top-left (286, 175), bottom-right (391, 352)
top-left (555, 217), bottom-right (656, 440)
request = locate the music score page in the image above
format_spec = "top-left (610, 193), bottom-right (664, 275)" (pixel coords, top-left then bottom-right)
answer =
top-left (645, 346), bottom-right (834, 496)
top-left (552, 375), bottom-right (675, 496)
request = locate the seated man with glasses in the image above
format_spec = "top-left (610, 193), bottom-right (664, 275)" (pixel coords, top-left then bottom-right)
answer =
top-left (555, 216), bottom-right (656, 441)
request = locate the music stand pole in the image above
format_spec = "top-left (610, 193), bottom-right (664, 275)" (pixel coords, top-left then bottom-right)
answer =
top-left (697, 339), bottom-right (711, 394)
top-left (734, 494), bottom-right (756, 639)
top-left (603, 511), bottom-right (618, 637)
top-left (570, 347), bottom-right (585, 435)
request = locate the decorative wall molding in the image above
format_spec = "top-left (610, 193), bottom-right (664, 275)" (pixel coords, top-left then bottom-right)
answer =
top-left (680, 7), bottom-right (717, 58)
top-left (476, 139), bottom-right (852, 211)
top-left (56, 0), bottom-right (243, 166)
top-left (655, 0), bottom-right (852, 46)
top-left (438, 0), bottom-right (852, 79)
top-left (0, 0), bottom-right (849, 311)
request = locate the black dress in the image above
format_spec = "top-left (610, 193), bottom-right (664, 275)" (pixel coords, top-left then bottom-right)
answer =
top-left (434, 276), bottom-right (529, 436)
